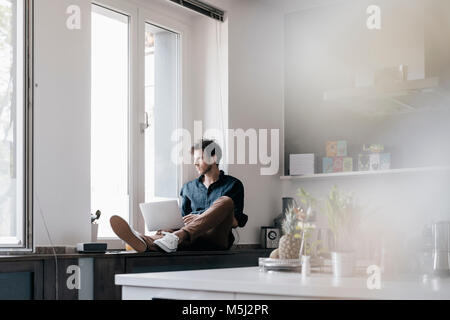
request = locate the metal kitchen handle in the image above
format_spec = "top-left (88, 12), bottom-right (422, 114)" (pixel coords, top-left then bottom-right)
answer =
top-left (141, 112), bottom-right (150, 132)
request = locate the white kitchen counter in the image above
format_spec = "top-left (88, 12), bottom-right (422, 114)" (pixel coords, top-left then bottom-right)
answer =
top-left (115, 267), bottom-right (450, 300)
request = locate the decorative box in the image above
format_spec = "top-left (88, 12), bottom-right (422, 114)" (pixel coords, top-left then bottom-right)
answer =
top-left (343, 157), bottom-right (353, 172)
top-left (370, 153), bottom-right (380, 171)
top-left (326, 141), bottom-right (337, 157)
top-left (380, 153), bottom-right (391, 170)
top-left (333, 157), bottom-right (343, 172)
top-left (358, 154), bottom-right (370, 171)
top-left (363, 144), bottom-right (384, 153)
top-left (290, 154), bottom-right (315, 175)
top-left (337, 141), bottom-right (348, 157)
top-left (322, 157), bottom-right (334, 173)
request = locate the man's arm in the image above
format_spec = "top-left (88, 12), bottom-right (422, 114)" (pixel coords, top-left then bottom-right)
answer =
top-left (225, 180), bottom-right (248, 228)
top-left (180, 186), bottom-right (192, 217)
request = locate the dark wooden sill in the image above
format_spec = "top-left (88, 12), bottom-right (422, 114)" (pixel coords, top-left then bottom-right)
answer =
top-left (0, 244), bottom-right (272, 300)
top-left (0, 245), bottom-right (270, 262)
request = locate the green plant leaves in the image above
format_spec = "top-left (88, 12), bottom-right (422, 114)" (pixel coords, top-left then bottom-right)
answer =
top-left (325, 185), bottom-right (361, 251)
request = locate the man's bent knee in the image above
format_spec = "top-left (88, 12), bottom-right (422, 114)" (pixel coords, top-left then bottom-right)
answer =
top-left (215, 196), bottom-right (234, 211)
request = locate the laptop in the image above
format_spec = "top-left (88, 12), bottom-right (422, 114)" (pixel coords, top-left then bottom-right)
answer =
top-left (139, 198), bottom-right (185, 232)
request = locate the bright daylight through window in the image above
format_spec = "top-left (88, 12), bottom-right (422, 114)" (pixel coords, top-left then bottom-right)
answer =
top-left (144, 23), bottom-right (179, 204)
top-left (91, 4), bottom-right (130, 239)
top-left (0, 0), bottom-right (29, 250)
top-left (91, 3), bottom-right (180, 240)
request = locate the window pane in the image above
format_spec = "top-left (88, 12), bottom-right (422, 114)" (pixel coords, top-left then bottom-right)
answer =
top-left (0, 0), bottom-right (24, 246)
top-left (91, 5), bottom-right (129, 238)
top-left (144, 23), bottom-right (179, 203)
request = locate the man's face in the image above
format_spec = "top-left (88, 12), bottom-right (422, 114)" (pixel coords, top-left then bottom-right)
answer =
top-left (193, 149), bottom-right (216, 175)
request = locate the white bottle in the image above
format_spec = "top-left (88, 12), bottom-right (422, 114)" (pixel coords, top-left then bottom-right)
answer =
top-left (302, 255), bottom-right (311, 278)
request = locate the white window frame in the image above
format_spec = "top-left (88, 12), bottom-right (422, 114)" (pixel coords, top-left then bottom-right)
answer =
top-left (91, 0), bottom-right (186, 249)
top-left (0, 0), bottom-right (33, 253)
top-left (91, 0), bottom-right (138, 249)
top-left (136, 5), bottom-right (187, 236)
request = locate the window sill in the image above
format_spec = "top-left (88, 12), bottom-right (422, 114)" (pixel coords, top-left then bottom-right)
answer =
top-left (0, 245), bottom-right (270, 262)
top-left (0, 237), bottom-right (22, 246)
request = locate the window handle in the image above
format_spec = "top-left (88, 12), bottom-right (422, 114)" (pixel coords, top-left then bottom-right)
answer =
top-left (141, 112), bottom-right (150, 132)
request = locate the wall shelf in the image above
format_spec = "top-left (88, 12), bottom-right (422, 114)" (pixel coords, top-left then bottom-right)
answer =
top-left (280, 166), bottom-right (450, 181)
top-left (323, 77), bottom-right (440, 101)
top-left (321, 78), bottom-right (450, 117)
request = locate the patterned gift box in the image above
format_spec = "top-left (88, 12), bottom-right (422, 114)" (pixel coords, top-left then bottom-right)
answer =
top-left (380, 153), bottom-right (391, 170)
top-left (337, 141), bottom-right (347, 157)
top-left (358, 154), bottom-right (370, 171)
top-left (370, 153), bottom-right (380, 171)
top-left (343, 157), bottom-right (353, 172)
top-left (333, 157), bottom-right (344, 172)
top-left (363, 144), bottom-right (384, 153)
top-left (322, 157), bottom-right (334, 173)
top-left (326, 141), bottom-right (337, 157)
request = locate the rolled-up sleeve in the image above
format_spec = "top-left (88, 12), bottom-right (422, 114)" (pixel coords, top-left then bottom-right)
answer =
top-left (179, 186), bottom-right (192, 217)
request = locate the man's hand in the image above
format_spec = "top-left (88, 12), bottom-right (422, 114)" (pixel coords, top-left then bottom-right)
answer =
top-left (232, 216), bottom-right (239, 229)
top-left (183, 214), bottom-right (199, 226)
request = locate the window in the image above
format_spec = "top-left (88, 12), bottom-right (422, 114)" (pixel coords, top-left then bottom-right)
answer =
top-left (91, 2), bottom-right (182, 243)
top-left (144, 23), bottom-right (179, 203)
top-left (91, 4), bottom-right (130, 239)
top-left (0, 0), bottom-right (32, 251)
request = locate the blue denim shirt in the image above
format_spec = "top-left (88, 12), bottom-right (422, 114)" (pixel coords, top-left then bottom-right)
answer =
top-left (179, 171), bottom-right (248, 228)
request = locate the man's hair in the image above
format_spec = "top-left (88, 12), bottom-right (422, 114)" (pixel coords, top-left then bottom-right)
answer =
top-left (191, 139), bottom-right (222, 166)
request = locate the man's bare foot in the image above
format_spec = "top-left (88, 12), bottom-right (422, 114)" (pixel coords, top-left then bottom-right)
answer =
top-left (110, 216), bottom-right (147, 253)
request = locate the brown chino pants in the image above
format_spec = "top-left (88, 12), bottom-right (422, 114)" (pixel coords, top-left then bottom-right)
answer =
top-left (141, 196), bottom-right (235, 251)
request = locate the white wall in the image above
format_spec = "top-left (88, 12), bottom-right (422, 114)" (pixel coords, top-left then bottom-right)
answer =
top-left (190, 14), bottom-right (229, 174)
top-left (32, 0), bottom-right (285, 246)
top-left (283, 0), bottom-right (439, 173)
top-left (34, 0), bottom-right (91, 246)
top-left (191, 16), bottom-right (228, 134)
top-left (282, 0), bottom-right (450, 268)
top-left (227, 0), bottom-right (284, 244)
top-left (174, 0), bottom-right (285, 244)
top-left (189, 0), bottom-right (450, 251)
top-left (201, 0), bottom-right (285, 244)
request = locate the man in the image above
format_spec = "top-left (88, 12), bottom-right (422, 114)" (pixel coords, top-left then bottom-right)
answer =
top-left (110, 139), bottom-right (248, 253)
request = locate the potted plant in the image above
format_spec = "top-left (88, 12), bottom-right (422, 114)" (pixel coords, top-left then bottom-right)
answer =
top-left (297, 188), bottom-right (318, 221)
top-left (91, 210), bottom-right (101, 242)
top-left (325, 185), bottom-right (362, 277)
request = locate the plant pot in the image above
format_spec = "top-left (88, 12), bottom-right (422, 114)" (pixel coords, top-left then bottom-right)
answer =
top-left (331, 251), bottom-right (356, 277)
top-left (91, 223), bottom-right (99, 242)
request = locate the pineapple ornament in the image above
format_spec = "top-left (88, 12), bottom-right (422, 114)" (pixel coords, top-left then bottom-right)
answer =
top-left (278, 206), bottom-right (302, 260)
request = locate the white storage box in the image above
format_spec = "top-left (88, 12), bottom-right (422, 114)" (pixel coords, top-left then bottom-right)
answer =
top-left (289, 154), bottom-right (315, 176)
